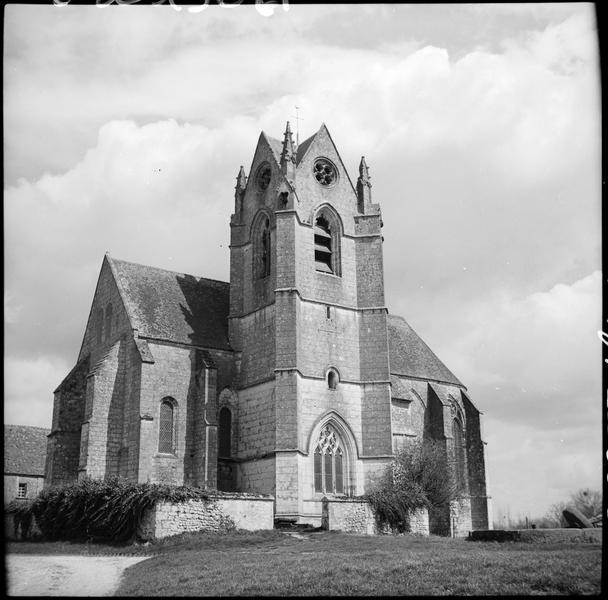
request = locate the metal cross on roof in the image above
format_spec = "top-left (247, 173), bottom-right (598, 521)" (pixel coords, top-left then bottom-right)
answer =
top-left (292, 105), bottom-right (304, 149)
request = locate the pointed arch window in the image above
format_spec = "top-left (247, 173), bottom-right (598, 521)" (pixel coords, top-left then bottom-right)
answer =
top-left (253, 214), bottom-right (272, 280)
top-left (159, 398), bottom-right (176, 454)
top-left (453, 417), bottom-right (466, 488)
top-left (261, 218), bottom-right (271, 278)
top-left (314, 215), bottom-right (333, 273)
top-left (218, 407), bottom-right (232, 458)
top-left (313, 208), bottom-right (341, 276)
top-left (314, 424), bottom-right (345, 495)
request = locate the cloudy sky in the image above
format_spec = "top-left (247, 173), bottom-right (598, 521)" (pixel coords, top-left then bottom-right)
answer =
top-left (4, 3), bottom-right (601, 521)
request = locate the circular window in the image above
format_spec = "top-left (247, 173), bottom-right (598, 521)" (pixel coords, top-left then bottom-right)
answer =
top-left (256, 164), bottom-right (271, 191)
top-left (313, 158), bottom-right (337, 186)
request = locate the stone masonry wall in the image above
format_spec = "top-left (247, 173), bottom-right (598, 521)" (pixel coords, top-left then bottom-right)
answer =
top-left (46, 357), bottom-right (89, 486)
top-left (322, 498), bottom-right (429, 536)
top-left (137, 495), bottom-right (274, 540)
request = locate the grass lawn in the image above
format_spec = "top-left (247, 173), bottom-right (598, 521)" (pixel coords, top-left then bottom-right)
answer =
top-left (109, 530), bottom-right (601, 596)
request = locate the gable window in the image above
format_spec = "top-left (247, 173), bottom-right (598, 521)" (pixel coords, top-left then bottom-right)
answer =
top-left (313, 158), bottom-right (337, 186)
top-left (314, 424), bottom-right (345, 495)
top-left (218, 407), bottom-right (232, 458)
top-left (256, 164), bottom-right (271, 191)
top-left (159, 398), bottom-right (176, 453)
top-left (17, 483), bottom-right (27, 499)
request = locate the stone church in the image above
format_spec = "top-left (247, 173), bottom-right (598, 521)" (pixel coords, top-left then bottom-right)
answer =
top-left (46, 122), bottom-right (491, 534)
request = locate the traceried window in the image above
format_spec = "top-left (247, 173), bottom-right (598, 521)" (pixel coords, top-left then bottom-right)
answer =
top-left (313, 158), bottom-right (337, 186)
top-left (159, 398), bottom-right (176, 453)
top-left (314, 424), bottom-right (345, 495)
top-left (256, 164), bottom-right (271, 191)
top-left (453, 418), bottom-right (466, 488)
top-left (17, 483), bottom-right (27, 499)
top-left (218, 407), bottom-right (232, 458)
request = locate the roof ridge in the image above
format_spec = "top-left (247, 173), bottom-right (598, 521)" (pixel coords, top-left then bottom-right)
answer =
top-left (110, 256), bottom-right (229, 287)
top-left (4, 424), bottom-right (51, 431)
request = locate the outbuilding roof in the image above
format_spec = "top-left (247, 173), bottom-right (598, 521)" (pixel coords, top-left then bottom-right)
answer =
top-left (108, 257), bottom-right (231, 350)
top-left (387, 314), bottom-right (464, 388)
top-left (4, 425), bottom-right (49, 476)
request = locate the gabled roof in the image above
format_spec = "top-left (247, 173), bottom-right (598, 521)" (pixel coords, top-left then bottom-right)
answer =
top-left (387, 315), bottom-right (463, 388)
top-left (296, 132), bottom-right (316, 165)
top-left (108, 256), bottom-right (231, 350)
top-left (262, 133), bottom-right (283, 165)
top-left (4, 425), bottom-right (49, 476)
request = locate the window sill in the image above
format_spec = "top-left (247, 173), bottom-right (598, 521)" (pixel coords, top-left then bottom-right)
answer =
top-left (155, 452), bottom-right (177, 459)
top-left (315, 270), bottom-right (341, 279)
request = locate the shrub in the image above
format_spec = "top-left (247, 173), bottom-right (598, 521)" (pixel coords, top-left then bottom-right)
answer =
top-left (6, 499), bottom-right (35, 539)
top-left (367, 440), bottom-right (459, 532)
top-left (29, 477), bottom-right (212, 543)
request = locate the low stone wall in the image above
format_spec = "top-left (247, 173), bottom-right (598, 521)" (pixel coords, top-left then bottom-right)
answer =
top-left (469, 528), bottom-right (602, 544)
top-left (322, 497), bottom-right (376, 535)
top-left (321, 497), bottom-right (429, 536)
top-left (137, 494), bottom-right (274, 541)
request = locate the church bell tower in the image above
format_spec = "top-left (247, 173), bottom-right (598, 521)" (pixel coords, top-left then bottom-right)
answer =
top-left (227, 122), bottom-right (393, 524)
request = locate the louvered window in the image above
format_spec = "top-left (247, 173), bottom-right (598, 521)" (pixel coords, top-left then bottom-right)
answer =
top-left (313, 424), bottom-right (345, 495)
top-left (314, 216), bottom-right (333, 273)
top-left (159, 400), bottom-right (175, 453)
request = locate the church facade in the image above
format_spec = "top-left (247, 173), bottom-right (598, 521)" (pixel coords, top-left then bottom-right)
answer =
top-left (45, 123), bottom-right (491, 533)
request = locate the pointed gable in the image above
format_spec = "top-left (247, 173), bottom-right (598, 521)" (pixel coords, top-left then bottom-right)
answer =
top-left (109, 257), bottom-right (231, 350)
top-left (387, 314), bottom-right (463, 387)
top-left (295, 124), bottom-right (357, 196)
top-left (261, 132), bottom-right (283, 167)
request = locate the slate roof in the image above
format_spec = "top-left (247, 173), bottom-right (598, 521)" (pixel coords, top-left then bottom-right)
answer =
top-left (108, 257), bottom-right (231, 350)
top-left (4, 425), bottom-right (49, 476)
top-left (387, 315), bottom-right (463, 387)
top-left (296, 132), bottom-right (316, 164)
top-left (264, 134), bottom-right (284, 165)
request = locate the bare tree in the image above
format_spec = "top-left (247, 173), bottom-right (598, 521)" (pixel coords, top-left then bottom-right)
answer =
top-left (568, 488), bottom-right (602, 518)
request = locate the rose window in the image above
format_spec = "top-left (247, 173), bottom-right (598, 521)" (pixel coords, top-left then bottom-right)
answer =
top-left (313, 159), bottom-right (337, 186)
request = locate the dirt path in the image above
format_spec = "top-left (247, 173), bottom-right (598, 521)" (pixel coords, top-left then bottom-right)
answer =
top-left (6, 554), bottom-right (149, 596)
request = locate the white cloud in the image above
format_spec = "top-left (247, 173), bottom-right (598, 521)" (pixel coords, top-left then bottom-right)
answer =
top-left (3, 356), bottom-right (69, 428)
top-left (2, 3), bottom-right (601, 519)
